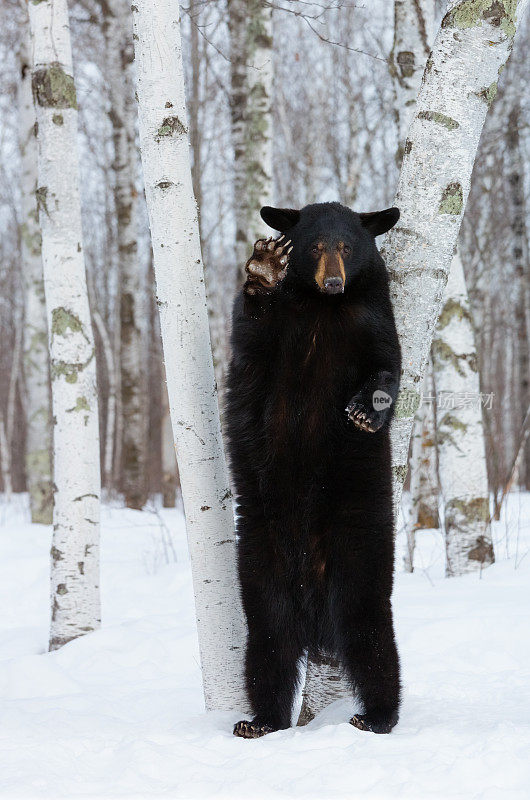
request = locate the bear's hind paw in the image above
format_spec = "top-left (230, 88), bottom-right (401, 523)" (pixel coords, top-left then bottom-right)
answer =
top-left (349, 712), bottom-right (398, 734)
top-left (233, 719), bottom-right (275, 739)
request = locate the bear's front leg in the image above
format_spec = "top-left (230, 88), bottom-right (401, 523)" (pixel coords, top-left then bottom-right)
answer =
top-left (346, 370), bottom-right (399, 433)
top-left (244, 236), bottom-right (292, 296)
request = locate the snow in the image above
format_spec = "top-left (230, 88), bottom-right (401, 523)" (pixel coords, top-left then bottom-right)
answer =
top-left (1, 493), bottom-right (529, 799)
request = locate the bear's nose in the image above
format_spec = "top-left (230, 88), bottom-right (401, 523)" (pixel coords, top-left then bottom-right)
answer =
top-left (323, 276), bottom-right (344, 294)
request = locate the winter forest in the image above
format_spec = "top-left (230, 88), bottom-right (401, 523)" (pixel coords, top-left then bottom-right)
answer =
top-left (0, 0), bottom-right (529, 796)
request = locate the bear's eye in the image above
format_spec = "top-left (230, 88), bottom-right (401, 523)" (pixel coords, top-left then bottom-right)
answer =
top-left (311, 245), bottom-right (320, 255)
top-left (343, 244), bottom-right (352, 256)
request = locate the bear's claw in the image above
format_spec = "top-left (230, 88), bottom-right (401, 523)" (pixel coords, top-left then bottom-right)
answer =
top-left (350, 713), bottom-right (396, 734)
top-left (346, 400), bottom-right (383, 433)
top-left (233, 719), bottom-right (275, 739)
top-left (244, 236), bottom-right (292, 295)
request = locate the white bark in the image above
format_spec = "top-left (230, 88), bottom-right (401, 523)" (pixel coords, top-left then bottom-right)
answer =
top-left (0, 412), bottom-right (12, 499)
top-left (384, 0), bottom-right (529, 510)
top-left (160, 371), bottom-right (178, 508)
top-left (18, 28), bottom-right (53, 525)
top-left (227, 0), bottom-right (247, 271)
top-left (28, 0), bottom-right (101, 650)
top-left (92, 310), bottom-right (116, 488)
top-left (131, 0), bottom-right (246, 711)
top-left (392, 0), bottom-right (435, 158)
top-left (433, 252), bottom-right (494, 575)
top-left (505, 102), bottom-right (530, 486)
top-left (229, 0), bottom-right (273, 278)
top-left (245, 0), bottom-right (273, 248)
top-left (104, 0), bottom-right (148, 509)
top-left (392, 0), bottom-right (437, 574)
top-left (405, 361), bottom-right (439, 572)
top-left (297, 652), bottom-right (351, 726)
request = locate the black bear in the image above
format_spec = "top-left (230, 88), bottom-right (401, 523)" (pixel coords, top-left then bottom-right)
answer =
top-left (225, 202), bottom-right (402, 738)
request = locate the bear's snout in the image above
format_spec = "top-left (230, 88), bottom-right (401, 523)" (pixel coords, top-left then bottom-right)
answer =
top-left (323, 276), bottom-right (344, 294)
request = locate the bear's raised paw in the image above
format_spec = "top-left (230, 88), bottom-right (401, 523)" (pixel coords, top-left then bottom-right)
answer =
top-left (244, 236), bottom-right (292, 295)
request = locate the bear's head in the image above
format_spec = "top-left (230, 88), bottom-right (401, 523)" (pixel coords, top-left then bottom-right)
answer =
top-left (260, 202), bottom-right (399, 296)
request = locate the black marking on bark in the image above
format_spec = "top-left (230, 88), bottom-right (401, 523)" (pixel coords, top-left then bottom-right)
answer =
top-left (35, 186), bottom-right (49, 218)
top-left (51, 546), bottom-right (64, 562)
top-left (396, 50), bottom-right (415, 78)
top-left (32, 63), bottom-right (77, 109)
top-left (439, 182), bottom-right (463, 214)
top-left (418, 111), bottom-right (459, 130)
top-left (468, 535), bottom-right (495, 563)
top-left (156, 116), bottom-right (188, 141)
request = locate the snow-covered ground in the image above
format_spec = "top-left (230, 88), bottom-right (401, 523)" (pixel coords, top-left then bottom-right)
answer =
top-left (0, 493), bottom-right (529, 799)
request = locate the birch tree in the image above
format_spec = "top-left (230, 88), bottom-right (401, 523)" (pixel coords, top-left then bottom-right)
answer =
top-left (103, 0), bottom-right (148, 508)
top-left (228, 0), bottom-right (273, 279)
top-left (505, 100), bottom-right (530, 487)
top-left (433, 252), bottom-right (494, 574)
top-left (392, 0), bottom-right (438, 571)
top-left (391, 0), bottom-right (435, 162)
top-left (385, 0), bottom-right (529, 510)
top-left (405, 362), bottom-right (439, 572)
top-left (28, 0), bottom-right (101, 649)
top-left (161, 370), bottom-right (178, 508)
top-left (18, 29), bottom-right (53, 525)
top-left (131, 0), bottom-right (246, 710)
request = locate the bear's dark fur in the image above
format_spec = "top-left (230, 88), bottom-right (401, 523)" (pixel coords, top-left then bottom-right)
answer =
top-left (226, 202), bottom-right (402, 738)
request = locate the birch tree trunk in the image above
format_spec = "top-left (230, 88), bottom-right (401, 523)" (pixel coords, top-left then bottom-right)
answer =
top-left (161, 369), bottom-right (178, 508)
top-left (391, 0), bottom-right (435, 162)
top-left (131, 0), bottom-right (246, 711)
top-left (297, 653), bottom-right (348, 726)
top-left (18, 29), bottom-right (53, 525)
top-left (384, 0), bottom-right (529, 511)
top-left (392, 0), bottom-right (438, 572)
top-left (433, 252), bottom-right (494, 574)
top-left (227, 0), bottom-right (247, 271)
top-left (92, 310), bottom-right (117, 489)
top-left (28, 0), bottom-right (101, 650)
top-left (229, 0), bottom-right (273, 280)
top-left (0, 413), bottom-right (12, 499)
top-left (405, 361), bottom-right (439, 571)
top-left (505, 101), bottom-right (530, 488)
top-left (104, 0), bottom-right (148, 509)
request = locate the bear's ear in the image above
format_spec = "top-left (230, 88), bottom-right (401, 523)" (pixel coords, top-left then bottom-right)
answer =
top-left (359, 207), bottom-right (400, 237)
top-left (260, 206), bottom-right (300, 232)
